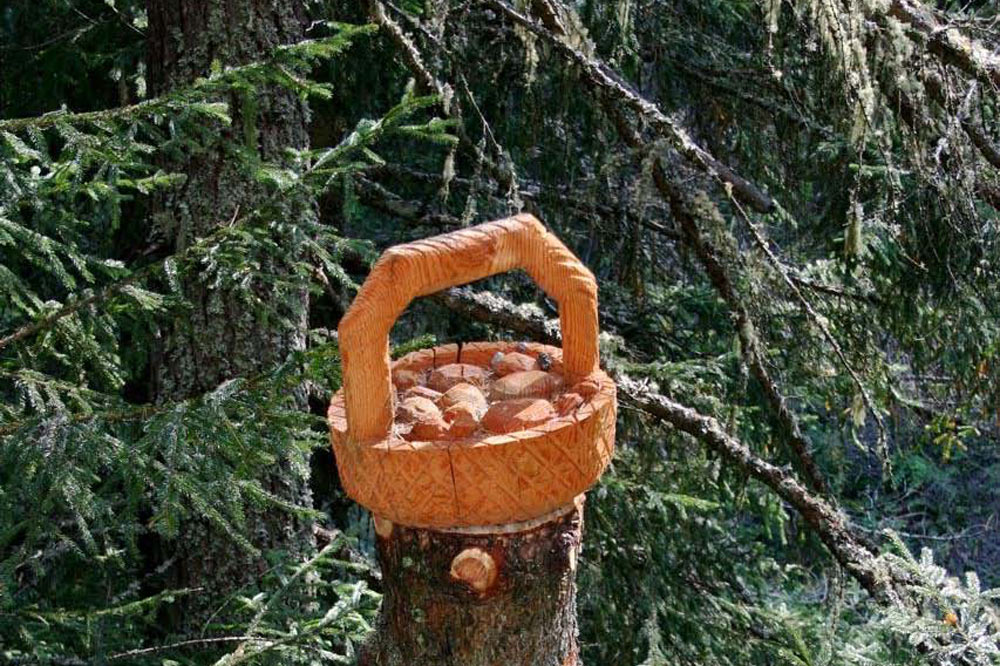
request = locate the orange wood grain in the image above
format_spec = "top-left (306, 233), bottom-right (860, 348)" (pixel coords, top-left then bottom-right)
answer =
top-left (329, 216), bottom-right (615, 528)
top-left (338, 214), bottom-right (600, 443)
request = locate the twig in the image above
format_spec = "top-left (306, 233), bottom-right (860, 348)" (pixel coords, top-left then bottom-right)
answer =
top-left (433, 285), bottom-right (902, 605)
top-left (369, 0), bottom-right (522, 203)
top-left (738, 202), bottom-right (890, 472)
top-left (879, 0), bottom-right (1000, 89)
top-left (108, 637), bottom-right (267, 661)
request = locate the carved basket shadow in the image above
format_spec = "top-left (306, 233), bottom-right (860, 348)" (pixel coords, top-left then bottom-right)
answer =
top-left (327, 215), bottom-right (616, 529)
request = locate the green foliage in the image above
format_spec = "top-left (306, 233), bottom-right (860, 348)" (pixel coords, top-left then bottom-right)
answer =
top-left (4, 0), bottom-right (1000, 663)
top-left (0, 12), bottom-right (456, 663)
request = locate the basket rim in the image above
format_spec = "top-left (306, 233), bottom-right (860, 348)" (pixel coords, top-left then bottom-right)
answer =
top-left (327, 341), bottom-right (613, 448)
top-left (327, 340), bottom-right (616, 528)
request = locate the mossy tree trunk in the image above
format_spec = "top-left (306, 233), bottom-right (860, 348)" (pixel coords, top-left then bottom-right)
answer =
top-left (361, 500), bottom-right (585, 666)
top-left (145, 0), bottom-right (315, 631)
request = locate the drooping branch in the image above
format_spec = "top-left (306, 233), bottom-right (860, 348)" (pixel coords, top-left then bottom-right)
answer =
top-left (485, 0), bottom-right (776, 214)
top-left (368, 1), bottom-right (440, 95)
top-left (921, 72), bottom-right (1000, 171)
top-left (369, 0), bottom-right (522, 204)
top-left (737, 204), bottom-right (889, 464)
top-left (880, 0), bottom-right (1000, 89)
top-left (434, 285), bottom-right (896, 604)
top-left (483, 0), bottom-right (832, 493)
top-left (883, 62), bottom-right (1000, 173)
top-left (618, 379), bottom-right (895, 602)
top-left (656, 178), bottom-right (834, 495)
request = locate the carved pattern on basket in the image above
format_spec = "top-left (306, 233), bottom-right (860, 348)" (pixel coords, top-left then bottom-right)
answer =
top-left (328, 216), bottom-right (617, 528)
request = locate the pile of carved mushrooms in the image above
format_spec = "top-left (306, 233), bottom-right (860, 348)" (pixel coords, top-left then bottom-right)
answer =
top-left (391, 347), bottom-right (598, 441)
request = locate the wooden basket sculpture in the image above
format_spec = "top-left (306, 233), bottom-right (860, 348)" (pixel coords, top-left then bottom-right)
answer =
top-left (327, 214), bottom-right (616, 528)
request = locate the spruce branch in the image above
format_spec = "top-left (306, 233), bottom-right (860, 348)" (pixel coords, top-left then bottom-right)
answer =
top-left (485, 0), bottom-right (776, 214)
top-left (736, 199), bottom-right (890, 472)
top-left (0, 27), bottom-right (376, 133)
top-left (435, 284), bottom-right (992, 665)
top-left (877, 0), bottom-right (1000, 89)
top-left (587, 70), bottom-right (834, 495)
top-left (0, 93), bottom-right (448, 356)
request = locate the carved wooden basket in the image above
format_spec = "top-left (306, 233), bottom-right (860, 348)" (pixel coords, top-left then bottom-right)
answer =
top-left (327, 214), bottom-right (616, 528)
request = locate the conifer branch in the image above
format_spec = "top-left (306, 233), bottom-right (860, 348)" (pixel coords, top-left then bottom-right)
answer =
top-left (369, 0), bottom-right (523, 206)
top-left (736, 200), bottom-right (890, 469)
top-left (484, 0), bottom-right (834, 496)
top-left (0, 29), bottom-right (375, 133)
top-left (0, 268), bottom-right (148, 351)
top-left (107, 637), bottom-right (268, 661)
top-left (668, 184), bottom-right (834, 496)
top-left (880, 0), bottom-right (1000, 89)
top-left (433, 285), bottom-right (894, 600)
top-left (598, 90), bottom-right (835, 495)
top-left (486, 0), bottom-right (776, 214)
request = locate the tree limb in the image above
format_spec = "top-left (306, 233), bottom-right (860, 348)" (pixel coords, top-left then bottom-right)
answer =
top-left (485, 0), bottom-right (775, 214)
top-left (434, 285), bottom-right (896, 604)
top-left (882, 0), bottom-right (1000, 89)
top-left (495, 0), bottom-right (831, 495)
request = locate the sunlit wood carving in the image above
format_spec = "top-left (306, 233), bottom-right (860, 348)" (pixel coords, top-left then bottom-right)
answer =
top-left (328, 214), bottom-right (616, 528)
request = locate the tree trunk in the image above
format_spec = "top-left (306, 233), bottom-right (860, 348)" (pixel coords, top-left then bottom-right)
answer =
top-left (145, 0), bottom-right (315, 630)
top-left (361, 498), bottom-right (585, 666)
top-left (147, 0), bottom-right (312, 401)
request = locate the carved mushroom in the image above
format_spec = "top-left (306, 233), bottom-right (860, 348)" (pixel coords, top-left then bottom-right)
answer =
top-left (397, 396), bottom-right (449, 440)
top-left (443, 403), bottom-right (481, 438)
top-left (482, 398), bottom-right (556, 434)
top-left (493, 352), bottom-right (538, 376)
top-left (490, 370), bottom-right (564, 401)
top-left (392, 368), bottom-right (421, 391)
top-left (428, 363), bottom-right (490, 392)
top-left (405, 385), bottom-right (444, 402)
top-left (439, 383), bottom-right (488, 415)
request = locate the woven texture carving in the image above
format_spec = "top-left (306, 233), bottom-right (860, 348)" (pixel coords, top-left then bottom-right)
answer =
top-left (328, 216), bottom-right (617, 528)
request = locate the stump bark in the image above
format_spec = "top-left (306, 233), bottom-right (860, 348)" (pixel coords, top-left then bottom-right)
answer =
top-left (360, 498), bottom-right (585, 666)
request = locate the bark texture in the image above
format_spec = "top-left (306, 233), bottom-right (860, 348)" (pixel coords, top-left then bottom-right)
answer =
top-left (147, 0), bottom-right (312, 401)
top-left (361, 500), bottom-right (585, 666)
top-left (145, 0), bottom-right (315, 629)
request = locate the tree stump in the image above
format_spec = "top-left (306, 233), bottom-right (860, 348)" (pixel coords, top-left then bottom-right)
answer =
top-left (328, 216), bottom-right (615, 664)
top-left (360, 499), bottom-right (584, 666)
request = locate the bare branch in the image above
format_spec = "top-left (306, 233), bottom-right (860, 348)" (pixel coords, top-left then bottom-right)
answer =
top-left (434, 285), bottom-right (897, 605)
top-left (738, 204), bottom-right (889, 469)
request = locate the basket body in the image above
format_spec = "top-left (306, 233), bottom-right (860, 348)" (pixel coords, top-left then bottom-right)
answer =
top-left (328, 341), bottom-right (616, 528)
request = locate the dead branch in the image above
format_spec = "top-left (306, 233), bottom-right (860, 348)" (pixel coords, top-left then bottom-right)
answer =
top-left (881, 0), bottom-right (1000, 89)
top-left (434, 285), bottom-right (896, 604)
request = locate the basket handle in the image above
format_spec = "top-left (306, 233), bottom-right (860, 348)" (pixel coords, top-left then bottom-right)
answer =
top-left (338, 214), bottom-right (600, 443)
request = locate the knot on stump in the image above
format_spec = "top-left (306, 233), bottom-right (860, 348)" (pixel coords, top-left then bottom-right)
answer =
top-left (450, 547), bottom-right (498, 595)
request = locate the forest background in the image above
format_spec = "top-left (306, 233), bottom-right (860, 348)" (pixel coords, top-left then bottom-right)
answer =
top-left (2, 0), bottom-right (1000, 664)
